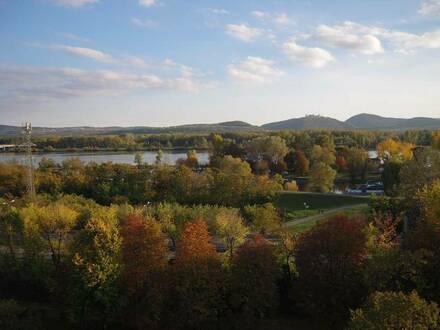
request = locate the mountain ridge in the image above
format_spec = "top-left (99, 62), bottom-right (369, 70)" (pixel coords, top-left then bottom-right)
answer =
top-left (1, 114), bottom-right (439, 136)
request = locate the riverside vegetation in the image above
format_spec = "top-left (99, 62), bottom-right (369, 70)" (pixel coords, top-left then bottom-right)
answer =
top-left (1, 129), bottom-right (440, 329)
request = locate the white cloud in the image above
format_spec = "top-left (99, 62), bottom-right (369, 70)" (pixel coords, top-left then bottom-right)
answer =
top-left (227, 56), bottom-right (284, 83)
top-left (0, 65), bottom-right (203, 102)
top-left (139, 0), bottom-right (156, 7)
top-left (381, 29), bottom-right (440, 50)
top-left (50, 45), bottom-right (148, 67)
top-left (226, 24), bottom-right (264, 42)
top-left (51, 45), bottom-right (115, 63)
top-left (252, 11), bottom-right (294, 27)
top-left (60, 33), bottom-right (90, 43)
top-left (251, 11), bottom-right (268, 19)
top-left (275, 13), bottom-right (293, 26)
top-left (314, 24), bottom-right (384, 55)
top-left (52, 0), bottom-right (98, 7)
top-left (131, 18), bottom-right (157, 28)
top-left (208, 8), bottom-right (229, 15)
top-left (312, 21), bottom-right (440, 53)
top-left (282, 39), bottom-right (335, 68)
top-left (163, 58), bottom-right (177, 67)
top-left (419, 0), bottom-right (440, 17)
top-left (122, 55), bottom-right (149, 68)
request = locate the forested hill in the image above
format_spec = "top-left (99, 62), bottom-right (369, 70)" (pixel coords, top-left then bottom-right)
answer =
top-left (0, 121), bottom-right (262, 136)
top-left (262, 114), bottom-right (440, 130)
top-left (2, 114), bottom-right (440, 136)
top-left (345, 114), bottom-right (440, 130)
top-left (261, 115), bottom-right (353, 130)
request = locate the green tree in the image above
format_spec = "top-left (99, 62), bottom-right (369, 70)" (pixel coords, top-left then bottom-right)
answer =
top-left (69, 207), bottom-right (121, 325)
top-left (309, 162), bottom-right (337, 193)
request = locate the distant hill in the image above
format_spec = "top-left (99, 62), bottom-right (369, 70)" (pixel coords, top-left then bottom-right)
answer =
top-left (261, 115), bottom-right (353, 130)
top-left (346, 113), bottom-right (440, 130)
top-left (0, 121), bottom-right (261, 136)
top-left (2, 114), bottom-right (439, 136)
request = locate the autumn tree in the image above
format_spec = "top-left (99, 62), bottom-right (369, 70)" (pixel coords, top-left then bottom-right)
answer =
top-left (69, 208), bottom-right (121, 325)
top-left (310, 145), bottom-right (336, 166)
top-left (20, 202), bottom-right (78, 270)
top-left (210, 156), bottom-right (253, 206)
top-left (399, 147), bottom-right (440, 202)
top-left (60, 157), bottom-right (86, 195)
top-left (120, 214), bottom-right (168, 328)
top-left (246, 136), bottom-right (289, 165)
top-left (346, 147), bottom-right (369, 183)
top-left (348, 291), bottom-right (439, 330)
top-left (402, 181), bottom-right (440, 303)
top-left (243, 203), bottom-right (281, 235)
top-left (309, 162), bottom-right (337, 193)
top-left (166, 218), bottom-right (224, 329)
top-left (335, 154), bottom-right (348, 172)
top-left (185, 149), bottom-right (198, 168)
top-left (294, 149), bottom-right (310, 175)
top-left (276, 228), bottom-right (296, 279)
top-left (0, 200), bottom-right (20, 261)
top-left (295, 214), bottom-right (367, 323)
top-left (377, 139), bottom-right (414, 162)
top-left (175, 218), bottom-right (217, 263)
top-left (0, 163), bottom-right (27, 197)
top-left (417, 179), bottom-right (440, 225)
top-left (133, 152), bottom-right (144, 168)
top-left (229, 235), bottom-right (279, 320)
top-left (215, 209), bottom-right (249, 265)
top-left (432, 131), bottom-right (440, 150)
top-left (381, 161), bottom-right (402, 195)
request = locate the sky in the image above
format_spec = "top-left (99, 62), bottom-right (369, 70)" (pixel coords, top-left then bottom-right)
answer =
top-left (0, 0), bottom-right (440, 127)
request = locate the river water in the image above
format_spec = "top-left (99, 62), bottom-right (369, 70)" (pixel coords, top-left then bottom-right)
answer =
top-left (0, 150), bottom-right (378, 167)
top-left (0, 151), bottom-right (210, 166)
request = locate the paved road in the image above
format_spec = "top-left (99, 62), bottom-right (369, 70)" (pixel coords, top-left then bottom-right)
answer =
top-left (283, 204), bottom-right (368, 229)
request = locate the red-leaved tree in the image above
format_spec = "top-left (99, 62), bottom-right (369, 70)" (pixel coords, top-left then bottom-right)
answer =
top-left (295, 214), bottom-right (367, 324)
top-left (165, 218), bottom-right (224, 329)
top-left (229, 234), bottom-right (279, 320)
top-left (121, 214), bottom-right (168, 329)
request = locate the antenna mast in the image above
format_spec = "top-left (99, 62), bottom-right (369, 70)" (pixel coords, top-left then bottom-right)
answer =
top-left (19, 123), bottom-right (36, 199)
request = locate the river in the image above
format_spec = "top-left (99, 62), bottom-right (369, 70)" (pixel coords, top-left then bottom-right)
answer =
top-left (0, 150), bottom-right (378, 167)
top-left (0, 151), bottom-right (210, 166)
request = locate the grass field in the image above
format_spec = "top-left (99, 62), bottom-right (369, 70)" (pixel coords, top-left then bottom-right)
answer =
top-left (275, 192), bottom-right (369, 213)
top-left (285, 204), bottom-right (369, 234)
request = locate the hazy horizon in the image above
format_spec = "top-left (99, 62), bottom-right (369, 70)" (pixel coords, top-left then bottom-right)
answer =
top-left (1, 0), bottom-right (440, 127)
top-left (2, 112), bottom-right (440, 129)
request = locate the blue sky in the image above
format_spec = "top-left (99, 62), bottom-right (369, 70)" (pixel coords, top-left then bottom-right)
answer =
top-left (1, 0), bottom-right (440, 127)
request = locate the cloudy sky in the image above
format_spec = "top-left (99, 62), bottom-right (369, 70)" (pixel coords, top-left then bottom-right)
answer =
top-left (1, 0), bottom-right (440, 127)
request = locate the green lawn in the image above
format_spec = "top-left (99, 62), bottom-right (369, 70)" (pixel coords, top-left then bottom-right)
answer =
top-left (286, 204), bottom-right (369, 234)
top-left (275, 192), bottom-right (369, 213)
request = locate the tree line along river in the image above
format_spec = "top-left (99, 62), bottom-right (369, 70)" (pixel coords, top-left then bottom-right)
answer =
top-left (0, 150), bottom-right (210, 166)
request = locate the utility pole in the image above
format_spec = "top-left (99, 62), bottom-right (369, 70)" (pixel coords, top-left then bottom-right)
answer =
top-left (19, 123), bottom-right (36, 200)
